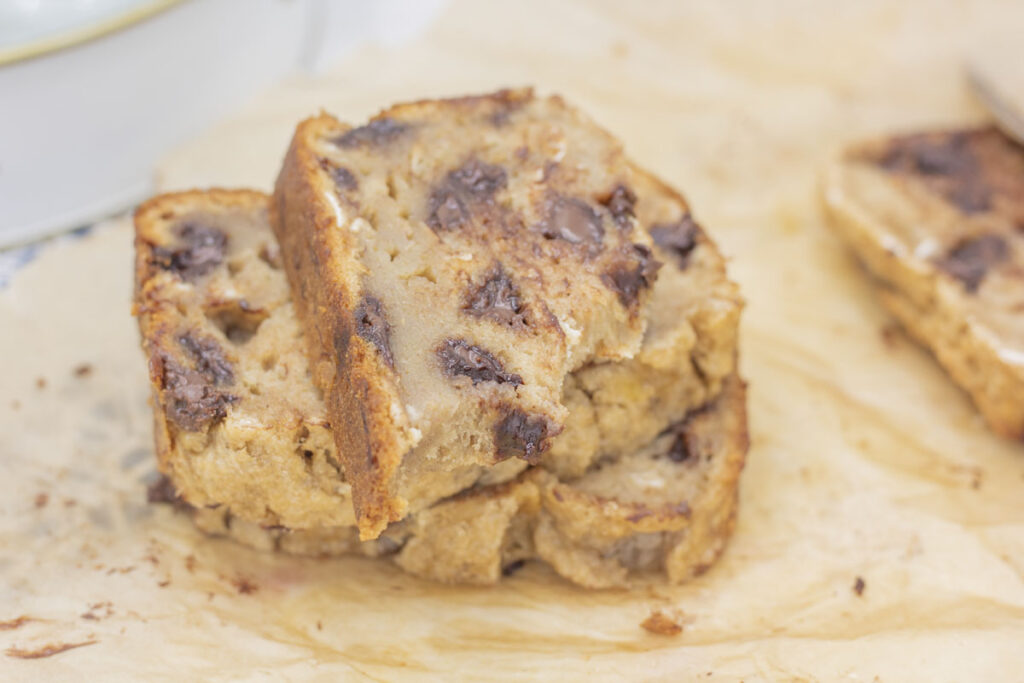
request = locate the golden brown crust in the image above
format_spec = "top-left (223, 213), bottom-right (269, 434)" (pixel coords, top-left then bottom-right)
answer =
top-left (273, 117), bottom-right (409, 538)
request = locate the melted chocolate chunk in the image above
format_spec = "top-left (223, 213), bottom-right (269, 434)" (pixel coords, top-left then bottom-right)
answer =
top-left (437, 339), bottom-right (522, 386)
top-left (158, 357), bottom-right (236, 432)
top-left (602, 244), bottom-right (661, 308)
top-left (334, 117), bottom-right (409, 148)
top-left (146, 475), bottom-right (193, 512)
top-left (157, 334), bottom-right (236, 431)
top-left (541, 197), bottom-right (604, 244)
top-left (427, 160), bottom-right (507, 232)
top-left (878, 132), bottom-right (993, 214)
top-left (667, 430), bottom-right (692, 463)
top-left (464, 265), bottom-right (528, 328)
top-left (501, 559), bottom-right (526, 576)
top-left (494, 410), bottom-right (549, 464)
top-left (450, 160), bottom-right (507, 197)
top-left (935, 234), bottom-right (1009, 292)
top-left (427, 191), bottom-right (469, 231)
top-left (650, 215), bottom-right (701, 268)
top-left (601, 184), bottom-right (637, 230)
top-left (178, 333), bottom-right (233, 385)
top-left (320, 158), bottom-right (358, 191)
top-left (152, 224), bottom-right (227, 280)
top-left (354, 296), bottom-right (394, 367)
top-left (880, 132), bottom-right (973, 176)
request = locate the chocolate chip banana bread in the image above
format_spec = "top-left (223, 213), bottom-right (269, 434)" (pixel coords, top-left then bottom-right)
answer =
top-left (136, 189), bottom-right (747, 587)
top-left (134, 190), bottom-right (522, 531)
top-left (273, 88), bottom-right (742, 537)
top-left (190, 376), bottom-right (747, 588)
top-left (823, 127), bottom-right (1024, 439)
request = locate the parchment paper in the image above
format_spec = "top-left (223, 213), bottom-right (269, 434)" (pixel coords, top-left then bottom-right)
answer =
top-left (3, 1), bottom-right (1023, 680)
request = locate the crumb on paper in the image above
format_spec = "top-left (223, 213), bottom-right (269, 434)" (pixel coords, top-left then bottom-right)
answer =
top-left (73, 363), bottom-right (93, 378)
top-left (853, 576), bottom-right (866, 596)
top-left (317, 620), bottom-right (323, 631)
top-left (34, 493), bottom-right (48, 509)
top-left (105, 566), bottom-right (135, 576)
top-left (35, 377), bottom-right (46, 389)
top-left (0, 616), bottom-right (35, 631)
top-left (158, 580), bottom-right (171, 588)
top-left (185, 555), bottom-right (197, 573)
top-left (880, 322), bottom-right (903, 349)
top-left (232, 576), bottom-right (259, 595)
top-left (640, 610), bottom-right (683, 636)
top-left (6, 639), bottom-right (98, 659)
top-left (80, 602), bottom-right (113, 621)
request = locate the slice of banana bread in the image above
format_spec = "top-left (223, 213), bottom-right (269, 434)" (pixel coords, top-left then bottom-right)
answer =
top-left (823, 127), bottom-right (1024, 438)
top-left (273, 88), bottom-right (742, 537)
top-left (187, 376), bottom-right (746, 588)
top-left (134, 190), bottom-right (523, 531)
top-left (136, 189), bottom-right (748, 587)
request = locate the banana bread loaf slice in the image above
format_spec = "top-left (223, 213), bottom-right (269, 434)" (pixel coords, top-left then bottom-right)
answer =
top-left (136, 189), bottom-right (748, 587)
top-left (823, 127), bottom-right (1024, 438)
top-left (273, 88), bottom-right (742, 537)
top-left (187, 376), bottom-right (746, 588)
top-left (134, 189), bottom-right (522, 531)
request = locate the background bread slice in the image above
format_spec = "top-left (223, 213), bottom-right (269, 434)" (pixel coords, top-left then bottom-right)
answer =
top-left (823, 128), bottom-right (1024, 438)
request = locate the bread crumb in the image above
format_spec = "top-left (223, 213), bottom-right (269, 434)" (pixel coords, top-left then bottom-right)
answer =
top-left (6, 640), bottom-right (97, 659)
top-left (641, 610), bottom-right (683, 636)
top-left (0, 616), bottom-right (35, 631)
top-left (34, 493), bottom-right (48, 509)
top-left (853, 576), bottom-right (866, 596)
top-left (232, 576), bottom-right (258, 595)
top-left (73, 363), bottom-right (93, 378)
top-left (35, 377), bottom-right (46, 389)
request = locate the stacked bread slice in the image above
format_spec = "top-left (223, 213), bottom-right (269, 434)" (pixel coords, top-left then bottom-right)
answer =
top-left (134, 89), bottom-right (747, 587)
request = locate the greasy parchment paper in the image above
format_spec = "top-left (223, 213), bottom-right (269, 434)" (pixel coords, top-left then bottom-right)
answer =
top-left (2, 1), bottom-right (1023, 680)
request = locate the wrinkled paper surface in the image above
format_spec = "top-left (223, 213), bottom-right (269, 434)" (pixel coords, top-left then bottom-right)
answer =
top-left (2, 1), bottom-right (1023, 679)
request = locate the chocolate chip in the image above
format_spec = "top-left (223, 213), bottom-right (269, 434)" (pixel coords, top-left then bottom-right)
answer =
top-left (601, 244), bottom-right (661, 308)
top-left (157, 356), bottom-right (237, 432)
top-left (601, 184), bottom-right (637, 230)
top-left (437, 339), bottom-right (522, 386)
top-left (427, 191), bottom-right (469, 231)
top-left (427, 160), bottom-right (507, 232)
top-left (463, 265), bottom-right (528, 328)
top-left (450, 160), bottom-right (507, 197)
top-left (946, 182), bottom-right (992, 214)
top-left (881, 132), bottom-right (973, 176)
top-left (146, 475), bottom-right (192, 512)
top-left (354, 296), bottom-right (394, 367)
top-left (935, 234), bottom-right (1009, 292)
top-left (878, 132), bottom-right (993, 214)
top-left (541, 196), bottom-right (604, 244)
top-left (667, 431), bottom-right (691, 462)
top-left (334, 118), bottom-right (409, 148)
top-left (502, 559), bottom-right (526, 576)
top-left (650, 215), bottom-right (701, 268)
top-left (151, 224), bottom-right (227, 280)
top-left (320, 158), bottom-right (358, 191)
top-left (494, 410), bottom-right (549, 464)
top-left (178, 334), bottom-right (234, 385)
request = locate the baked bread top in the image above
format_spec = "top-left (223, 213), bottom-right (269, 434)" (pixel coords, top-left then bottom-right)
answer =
top-left (273, 89), bottom-right (741, 537)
